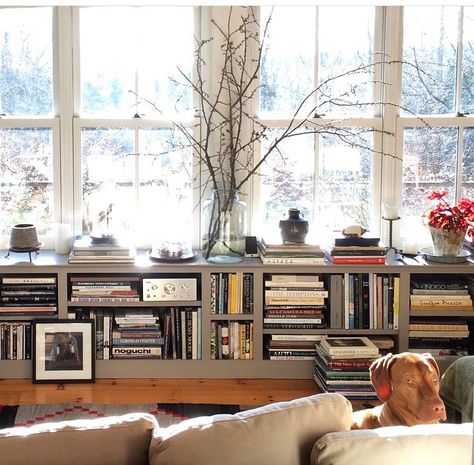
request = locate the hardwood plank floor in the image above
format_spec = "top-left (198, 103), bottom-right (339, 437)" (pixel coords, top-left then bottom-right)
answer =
top-left (0, 378), bottom-right (318, 407)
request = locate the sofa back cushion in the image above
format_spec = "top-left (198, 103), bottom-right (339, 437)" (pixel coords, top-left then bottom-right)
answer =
top-left (0, 412), bottom-right (157, 465)
top-left (149, 393), bottom-right (352, 465)
top-left (311, 422), bottom-right (473, 465)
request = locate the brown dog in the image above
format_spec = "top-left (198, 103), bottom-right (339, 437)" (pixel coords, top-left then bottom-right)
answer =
top-left (351, 352), bottom-right (446, 429)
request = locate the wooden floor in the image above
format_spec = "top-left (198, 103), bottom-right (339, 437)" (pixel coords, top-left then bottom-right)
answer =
top-left (0, 378), bottom-right (318, 407)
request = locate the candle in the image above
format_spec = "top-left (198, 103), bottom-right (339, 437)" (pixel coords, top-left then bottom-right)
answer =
top-left (55, 223), bottom-right (72, 255)
top-left (403, 239), bottom-right (419, 255)
top-left (383, 203), bottom-right (399, 220)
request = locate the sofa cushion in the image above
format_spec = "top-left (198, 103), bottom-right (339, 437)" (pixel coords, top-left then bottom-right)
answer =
top-left (311, 422), bottom-right (473, 465)
top-left (149, 393), bottom-right (352, 465)
top-left (0, 412), bottom-right (157, 465)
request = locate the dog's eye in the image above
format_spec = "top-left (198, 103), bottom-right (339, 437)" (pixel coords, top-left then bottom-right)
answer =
top-left (406, 379), bottom-right (416, 386)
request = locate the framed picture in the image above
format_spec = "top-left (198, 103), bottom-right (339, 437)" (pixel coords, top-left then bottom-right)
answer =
top-left (33, 320), bottom-right (95, 384)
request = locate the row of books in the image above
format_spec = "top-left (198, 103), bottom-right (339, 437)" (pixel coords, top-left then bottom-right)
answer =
top-left (313, 336), bottom-right (380, 400)
top-left (0, 276), bottom-right (57, 315)
top-left (210, 272), bottom-right (254, 315)
top-left (263, 274), bottom-right (328, 330)
top-left (210, 320), bottom-right (254, 360)
top-left (69, 306), bottom-right (202, 360)
top-left (68, 236), bottom-right (135, 264)
top-left (69, 276), bottom-right (140, 303)
top-left (0, 322), bottom-right (32, 360)
top-left (257, 238), bottom-right (325, 265)
top-left (330, 273), bottom-right (399, 330)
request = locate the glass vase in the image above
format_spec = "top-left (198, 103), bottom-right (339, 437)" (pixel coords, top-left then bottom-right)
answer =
top-left (429, 226), bottom-right (466, 256)
top-left (201, 189), bottom-right (246, 264)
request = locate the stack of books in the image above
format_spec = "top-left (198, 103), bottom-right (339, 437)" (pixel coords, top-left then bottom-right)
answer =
top-left (112, 308), bottom-right (163, 359)
top-left (325, 234), bottom-right (386, 264)
top-left (313, 336), bottom-right (380, 399)
top-left (0, 276), bottom-right (57, 316)
top-left (263, 274), bottom-right (328, 330)
top-left (68, 236), bottom-right (135, 264)
top-left (70, 276), bottom-right (140, 302)
top-left (258, 238), bottom-right (325, 265)
top-left (265, 334), bottom-right (324, 360)
top-left (409, 275), bottom-right (473, 357)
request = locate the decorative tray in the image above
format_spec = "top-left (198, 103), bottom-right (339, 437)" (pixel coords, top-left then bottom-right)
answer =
top-left (148, 249), bottom-right (197, 262)
top-left (418, 247), bottom-right (471, 264)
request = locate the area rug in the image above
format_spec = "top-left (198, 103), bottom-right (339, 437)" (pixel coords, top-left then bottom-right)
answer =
top-left (0, 403), bottom-right (240, 429)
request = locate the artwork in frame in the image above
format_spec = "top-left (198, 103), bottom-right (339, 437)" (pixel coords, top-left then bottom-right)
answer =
top-left (33, 319), bottom-right (95, 384)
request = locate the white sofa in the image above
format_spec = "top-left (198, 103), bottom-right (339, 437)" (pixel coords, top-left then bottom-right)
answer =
top-left (0, 393), bottom-right (471, 465)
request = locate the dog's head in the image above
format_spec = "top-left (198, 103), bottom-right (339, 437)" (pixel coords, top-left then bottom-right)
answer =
top-left (370, 352), bottom-right (446, 425)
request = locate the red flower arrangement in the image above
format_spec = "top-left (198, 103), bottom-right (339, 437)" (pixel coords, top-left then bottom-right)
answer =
top-left (423, 191), bottom-right (474, 237)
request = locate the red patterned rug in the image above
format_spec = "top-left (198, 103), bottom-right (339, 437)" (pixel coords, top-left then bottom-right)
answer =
top-left (0, 403), bottom-right (240, 429)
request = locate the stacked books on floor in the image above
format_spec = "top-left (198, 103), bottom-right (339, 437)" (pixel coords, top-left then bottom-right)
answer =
top-left (409, 275), bottom-right (473, 358)
top-left (314, 336), bottom-right (380, 399)
top-left (112, 308), bottom-right (163, 359)
top-left (68, 236), bottom-right (135, 264)
top-left (325, 233), bottom-right (386, 264)
top-left (0, 276), bottom-right (57, 316)
top-left (265, 334), bottom-right (324, 360)
top-left (70, 276), bottom-right (140, 302)
top-left (258, 237), bottom-right (325, 265)
top-left (263, 274), bottom-right (328, 330)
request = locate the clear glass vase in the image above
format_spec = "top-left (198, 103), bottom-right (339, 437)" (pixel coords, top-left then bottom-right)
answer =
top-left (201, 189), bottom-right (246, 264)
top-left (429, 226), bottom-right (466, 256)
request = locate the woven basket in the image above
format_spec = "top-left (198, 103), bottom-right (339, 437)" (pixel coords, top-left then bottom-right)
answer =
top-left (9, 224), bottom-right (39, 250)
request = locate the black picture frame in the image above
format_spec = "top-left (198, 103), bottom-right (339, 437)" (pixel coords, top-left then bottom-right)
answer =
top-left (32, 319), bottom-right (95, 384)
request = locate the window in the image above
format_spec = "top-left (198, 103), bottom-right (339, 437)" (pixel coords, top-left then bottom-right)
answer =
top-left (0, 7), bottom-right (55, 239)
top-left (257, 6), bottom-right (378, 241)
top-left (400, 6), bottom-right (474, 246)
top-left (76, 6), bottom-right (195, 246)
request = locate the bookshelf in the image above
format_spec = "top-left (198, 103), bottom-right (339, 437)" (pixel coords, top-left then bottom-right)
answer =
top-left (0, 250), bottom-right (473, 379)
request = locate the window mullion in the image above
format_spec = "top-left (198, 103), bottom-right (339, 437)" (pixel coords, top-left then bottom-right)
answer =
top-left (455, 7), bottom-right (464, 115)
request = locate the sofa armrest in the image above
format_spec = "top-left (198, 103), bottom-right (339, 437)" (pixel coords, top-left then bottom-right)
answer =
top-left (0, 413), bottom-right (157, 465)
top-left (311, 423), bottom-right (473, 465)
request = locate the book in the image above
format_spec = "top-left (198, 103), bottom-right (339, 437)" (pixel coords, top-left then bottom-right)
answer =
top-left (265, 290), bottom-right (328, 298)
top-left (263, 317), bottom-right (323, 324)
top-left (72, 236), bottom-right (131, 252)
top-left (270, 334), bottom-right (325, 342)
top-left (2, 277), bottom-right (56, 284)
top-left (265, 297), bottom-right (326, 306)
top-left (409, 330), bottom-right (469, 338)
top-left (326, 255), bottom-right (386, 264)
top-left (319, 336), bottom-right (379, 356)
top-left (328, 247), bottom-right (387, 256)
top-left (259, 238), bottom-right (321, 251)
top-left (111, 346), bottom-right (162, 358)
top-left (333, 234), bottom-right (380, 247)
top-left (260, 256), bottom-right (326, 265)
top-left (411, 276), bottom-right (469, 291)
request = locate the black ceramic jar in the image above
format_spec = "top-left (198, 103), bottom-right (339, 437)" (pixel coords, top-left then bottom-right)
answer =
top-left (279, 208), bottom-right (309, 243)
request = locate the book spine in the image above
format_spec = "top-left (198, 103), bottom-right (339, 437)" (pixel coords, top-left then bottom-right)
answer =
top-left (2, 277), bottom-right (56, 284)
top-left (330, 256), bottom-right (386, 264)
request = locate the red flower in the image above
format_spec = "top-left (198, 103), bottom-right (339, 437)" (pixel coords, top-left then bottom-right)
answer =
top-left (423, 191), bottom-right (474, 238)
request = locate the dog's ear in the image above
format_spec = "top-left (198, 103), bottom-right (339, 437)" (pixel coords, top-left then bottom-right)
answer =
top-left (422, 353), bottom-right (440, 378)
top-left (370, 353), bottom-right (395, 402)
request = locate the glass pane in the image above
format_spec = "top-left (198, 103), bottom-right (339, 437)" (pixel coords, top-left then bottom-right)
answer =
top-left (80, 8), bottom-right (137, 116)
top-left (259, 129), bottom-right (315, 239)
top-left (139, 128), bottom-right (193, 245)
top-left (461, 7), bottom-right (474, 114)
top-left (318, 6), bottom-right (374, 117)
top-left (462, 128), bottom-right (474, 199)
top-left (260, 6), bottom-right (316, 117)
top-left (81, 128), bottom-right (135, 238)
top-left (137, 7), bottom-right (193, 116)
top-left (318, 131), bottom-right (373, 231)
top-left (402, 6), bottom-right (458, 115)
top-left (401, 127), bottom-right (457, 236)
top-left (0, 8), bottom-right (53, 116)
top-left (80, 6), bottom-right (193, 117)
top-left (0, 128), bottom-right (54, 235)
